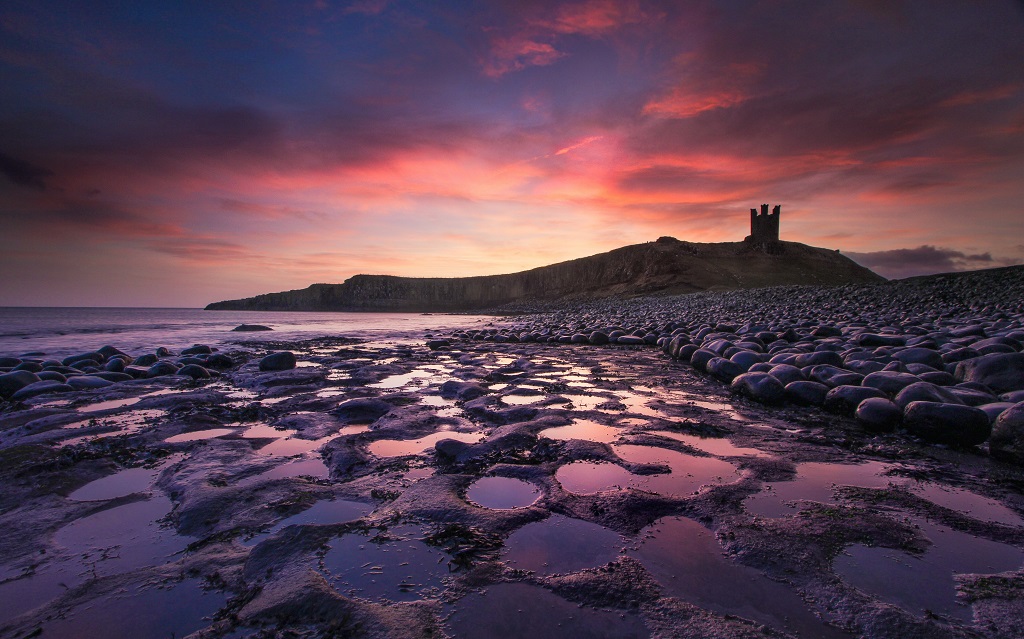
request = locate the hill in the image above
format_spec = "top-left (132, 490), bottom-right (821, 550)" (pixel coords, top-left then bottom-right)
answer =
top-left (204, 238), bottom-right (884, 313)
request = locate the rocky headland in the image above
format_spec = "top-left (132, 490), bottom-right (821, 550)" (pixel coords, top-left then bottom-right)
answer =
top-left (204, 238), bottom-right (883, 313)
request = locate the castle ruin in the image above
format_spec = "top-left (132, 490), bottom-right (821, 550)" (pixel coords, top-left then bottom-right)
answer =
top-left (746, 203), bottom-right (780, 243)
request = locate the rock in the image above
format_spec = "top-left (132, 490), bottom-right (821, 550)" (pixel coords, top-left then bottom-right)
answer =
top-left (676, 344), bottom-right (699, 362)
top-left (1004, 390), bottom-right (1024, 403)
top-left (616, 335), bottom-right (647, 345)
top-left (0, 370), bottom-right (41, 398)
top-left (768, 364), bottom-right (804, 386)
top-left (133, 354), bottom-right (159, 366)
top-left (259, 351), bottom-right (297, 371)
top-left (332, 398), bottom-right (392, 423)
top-left (861, 371), bottom-right (920, 395)
top-left (855, 397), bottom-right (902, 432)
top-left (181, 344), bottom-right (213, 355)
top-left (689, 349), bottom-right (717, 372)
top-left (232, 324), bottom-right (273, 331)
top-left (12, 361), bottom-right (42, 373)
top-left (588, 331), bottom-right (609, 345)
top-left (729, 350), bottom-right (763, 372)
top-left (435, 438), bottom-right (472, 462)
top-left (439, 380), bottom-right (489, 401)
top-left (918, 371), bottom-right (955, 386)
top-left (893, 347), bottom-right (944, 370)
top-left (902, 401), bottom-right (991, 447)
top-left (104, 358), bottom-right (126, 372)
top-left (954, 353), bottom-right (1024, 393)
top-left (570, 333), bottom-right (589, 344)
top-left (706, 357), bottom-right (744, 383)
top-left (894, 382), bottom-right (965, 410)
top-left (205, 354), bottom-right (235, 368)
top-left (0, 357), bottom-right (22, 368)
top-left (809, 365), bottom-right (864, 388)
top-left (426, 339), bottom-right (451, 350)
top-left (11, 380), bottom-right (74, 400)
top-left (62, 352), bottom-right (105, 367)
top-left (37, 371), bottom-right (67, 382)
top-left (178, 364), bottom-right (212, 380)
top-left (146, 361), bottom-right (181, 378)
top-left (795, 351), bottom-right (844, 368)
top-left (990, 402), bottom-right (1024, 462)
top-left (823, 385), bottom-right (887, 415)
top-left (856, 333), bottom-right (906, 347)
top-left (93, 372), bottom-right (134, 383)
top-left (947, 386), bottom-right (998, 406)
top-left (784, 381), bottom-right (830, 406)
top-left (156, 347), bottom-right (173, 357)
top-left (96, 345), bottom-right (127, 359)
top-left (731, 372), bottom-right (785, 404)
top-left (979, 402), bottom-right (1014, 424)
top-left (66, 375), bottom-right (114, 390)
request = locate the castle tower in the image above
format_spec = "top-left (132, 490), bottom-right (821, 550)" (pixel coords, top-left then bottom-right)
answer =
top-left (747, 203), bottom-right (780, 242)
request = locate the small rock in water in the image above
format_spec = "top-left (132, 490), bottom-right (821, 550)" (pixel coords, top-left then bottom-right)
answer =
top-left (259, 351), bottom-right (297, 371)
top-left (146, 361), bottom-right (181, 378)
top-left (178, 364), bottom-right (212, 380)
top-left (232, 324), bottom-right (273, 332)
top-left (181, 344), bottom-right (213, 355)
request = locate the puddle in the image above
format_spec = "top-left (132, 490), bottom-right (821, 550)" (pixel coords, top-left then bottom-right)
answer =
top-left (909, 483), bottom-right (1024, 527)
top-left (336, 424), bottom-right (371, 436)
top-left (259, 396), bottom-right (291, 405)
top-left (35, 578), bottom-right (224, 639)
top-left (466, 477), bottom-right (540, 509)
top-left (630, 516), bottom-right (848, 638)
top-left (502, 514), bottom-right (623, 575)
top-left (0, 495), bottom-right (193, 624)
top-left (245, 499), bottom-right (372, 547)
top-left (563, 395), bottom-right (613, 410)
top-left (556, 462), bottom-right (637, 494)
top-left (421, 395), bottom-right (456, 407)
top-left (76, 388), bottom-right (180, 413)
top-left (614, 393), bottom-right (664, 418)
top-left (539, 420), bottom-right (622, 444)
top-left (257, 435), bottom-right (334, 456)
top-left (69, 466), bottom-right (160, 501)
top-left (611, 444), bottom-right (739, 496)
top-left (321, 525), bottom-right (449, 601)
top-left (834, 519), bottom-right (1024, 621)
top-left (242, 457), bottom-right (330, 485)
top-left (164, 428), bottom-right (235, 443)
top-left (241, 423), bottom-right (296, 439)
top-left (746, 461), bottom-right (895, 518)
top-left (489, 383), bottom-right (509, 391)
top-left (446, 582), bottom-right (648, 639)
top-left (368, 431), bottom-right (483, 458)
top-left (369, 369), bottom-right (435, 389)
top-left (315, 389), bottom-right (347, 398)
top-left (501, 395), bottom-right (545, 406)
top-left (650, 431), bottom-right (769, 458)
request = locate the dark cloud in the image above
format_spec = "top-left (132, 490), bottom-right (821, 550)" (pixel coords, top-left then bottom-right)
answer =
top-left (0, 152), bottom-right (53, 189)
top-left (844, 245), bottom-right (999, 279)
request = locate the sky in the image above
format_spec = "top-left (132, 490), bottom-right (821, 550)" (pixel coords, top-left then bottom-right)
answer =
top-left (2, 0), bottom-right (1023, 307)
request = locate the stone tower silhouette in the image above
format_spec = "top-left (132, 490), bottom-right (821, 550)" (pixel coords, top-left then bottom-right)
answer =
top-left (747, 204), bottom-right (780, 242)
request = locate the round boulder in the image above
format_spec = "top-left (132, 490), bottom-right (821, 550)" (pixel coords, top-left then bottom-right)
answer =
top-left (232, 324), bottom-right (273, 332)
top-left (0, 370), bottom-right (41, 398)
top-left (178, 364), bottom-right (212, 380)
top-left (707, 357), bottom-right (744, 383)
top-left (731, 372), bottom-right (785, 405)
top-left (784, 381), bottom-right (830, 407)
top-left (862, 371), bottom-right (920, 396)
top-left (11, 380), bottom-right (74, 401)
top-left (66, 375), bottom-right (114, 390)
top-left (146, 361), bottom-right (181, 378)
top-left (824, 385), bottom-right (887, 415)
top-left (259, 351), bottom-right (297, 372)
top-left (902, 401), bottom-right (991, 447)
top-left (894, 382), bottom-right (965, 410)
top-left (990, 402), bottom-right (1024, 462)
top-left (955, 353), bottom-right (1024, 394)
top-left (855, 397), bottom-right (902, 432)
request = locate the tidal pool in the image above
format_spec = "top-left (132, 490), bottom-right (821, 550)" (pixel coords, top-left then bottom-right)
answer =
top-left (745, 461), bottom-right (896, 518)
top-left (69, 466), bottom-right (161, 501)
top-left (909, 483), bottom-right (1024, 527)
top-left (539, 420), bottom-right (622, 444)
top-left (612, 444), bottom-right (739, 496)
top-left (35, 578), bottom-right (225, 639)
top-left (245, 499), bottom-right (372, 547)
top-left (834, 519), bottom-right (1024, 621)
top-left (466, 477), bottom-right (540, 509)
top-left (369, 369), bottom-right (437, 389)
top-left (241, 423), bottom-right (296, 439)
top-left (502, 514), bottom-right (623, 575)
top-left (556, 461), bottom-right (636, 494)
top-left (650, 430), bottom-right (769, 458)
top-left (321, 525), bottom-right (449, 601)
top-left (446, 582), bottom-right (648, 639)
top-left (368, 431), bottom-right (483, 458)
top-left (630, 517), bottom-right (849, 638)
top-left (164, 428), bottom-right (235, 443)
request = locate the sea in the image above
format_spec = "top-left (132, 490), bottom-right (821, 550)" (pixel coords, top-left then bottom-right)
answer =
top-left (0, 308), bottom-right (497, 359)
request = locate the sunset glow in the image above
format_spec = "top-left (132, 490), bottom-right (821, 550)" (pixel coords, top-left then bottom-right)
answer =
top-left (2, 1), bottom-right (1023, 306)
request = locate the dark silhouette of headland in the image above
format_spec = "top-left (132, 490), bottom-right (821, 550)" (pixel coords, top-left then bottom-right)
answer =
top-left (206, 204), bottom-right (884, 312)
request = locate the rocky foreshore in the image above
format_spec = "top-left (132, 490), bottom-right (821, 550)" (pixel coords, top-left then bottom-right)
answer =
top-left (1, 265), bottom-right (1024, 639)
top-left (447, 264), bottom-right (1024, 461)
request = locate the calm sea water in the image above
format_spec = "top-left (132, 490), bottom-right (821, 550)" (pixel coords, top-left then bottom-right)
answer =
top-left (0, 308), bottom-right (495, 358)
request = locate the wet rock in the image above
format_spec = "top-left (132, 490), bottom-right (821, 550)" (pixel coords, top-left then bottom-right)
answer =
top-left (181, 344), bottom-right (213, 355)
top-left (12, 361), bottom-right (43, 373)
top-left (11, 380), bottom-right (74, 400)
top-left (990, 402), bottom-right (1024, 462)
top-left (861, 371), bottom-right (920, 395)
top-left (133, 354), bottom-right (159, 366)
top-left (855, 397), bottom-right (902, 432)
top-left (730, 372), bottom-right (785, 404)
top-left (588, 331), bottom-right (609, 345)
top-left (616, 335), bottom-right (647, 345)
top-left (947, 385), bottom-right (998, 406)
top-left (690, 349), bottom-right (717, 372)
top-left (440, 380), bottom-right (489, 401)
top-left (0, 370), bottom-right (41, 398)
top-left (259, 351), bottom-right (297, 371)
top-left (232, 324), bottom-right (273, 331)
top-left (823, 385), bottom-right (886, 415)
top-left (955, 353), bottom-right (1024, 393)
top-left (784, 381), bottom-right (830, 406)
top-left (795, 351), bottom-right (844, 368)
top-left (979, 402), bottom-right (1014, 424)
top-left (902, 401), bottom-right (991, 447)
top-left (37, 371), bottom-right (67, 383)
top-left (62, 352), bottom-right (105, 367)
top-left (205, 353), bottom-right (235, 368)
top-left (768, 364), bottom-right (804, 386)
top-left (178, 364), bottom-right (212, 380)
top-left (93, 371), bottom-right (134, 383)
top-left (332, 398), bottom-right (392, 423)
top-left (857, 333), bottom-right (906, 347)
top-left (894, 381), bottom-right (965, 410)
top-left (0, 356), bottom-right (22, 368)
top-left (104, 358), bottom-right (126, 372)
top-left (809, 365), bottom-right (863, 388)
top-left (426, 339), bottom-right (451, 350)
top-left (706, 357), bottom-right (743, 383)
top-left (893, 347), bottom-right (944, 370)
top-left (65, 375), bottom-right (114, 390)
top-left (146, 361), bottom-right (181, 378)
top-left (729, 350), bottom-right (763, 372)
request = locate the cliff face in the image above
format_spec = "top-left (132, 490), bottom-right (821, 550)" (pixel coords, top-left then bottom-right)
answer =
top-left (205, 238), bottom-right (885, 312)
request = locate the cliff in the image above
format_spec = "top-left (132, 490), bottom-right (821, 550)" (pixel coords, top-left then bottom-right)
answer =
top-left (204, 238), bottom-right (885, 312)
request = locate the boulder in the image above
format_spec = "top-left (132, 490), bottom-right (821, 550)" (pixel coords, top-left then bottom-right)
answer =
top-left (0, 370), bottom-right (41, 398)
top-left (902, 401), bottom-right (991, 447)
top-left (894, 382), bottom-right (965, 410)
top-left (706, 357), bottom-right (744, 383)
top-left (439, 380), bottom-right (489, 401)
top-left (332, 398), bottom-right (392, 423)
top-left (146, 361), bottom-right (181, 378)
top-left (955, 353), bottom-right (1024, 393)
top-left (232, 324), bottom-right (273, 331)
top-left (731, 372), bottom-right (785, 404)
top-left (66, 375), bottom-right (114, 390)
top-left (181, 344), bottom-right (213, 355)
top-left (178, 364), bottom-right (212, 380)
top-left (990, 402), bottom-right (1024, 462)
top-left (784, 381), bottom-right (830, 406)
top-left (979, 402), bottom-right (1014, 424)
top-left (824, 385), bottom-right (887, 415)
top-left (855, 397), bottom-right (902, 432)
top-left (11, 380), bottom-right (74, 400)
top-left (809, 365), bottom-right (864, 388)
top-left (861, 371), bottom-right (920, 396)
top-left (259, 351), bottom-right (297, 371)
top-left (893, 347), bottom-right (944, 370)
top-left (768, 364), bottom-right (804, 386)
